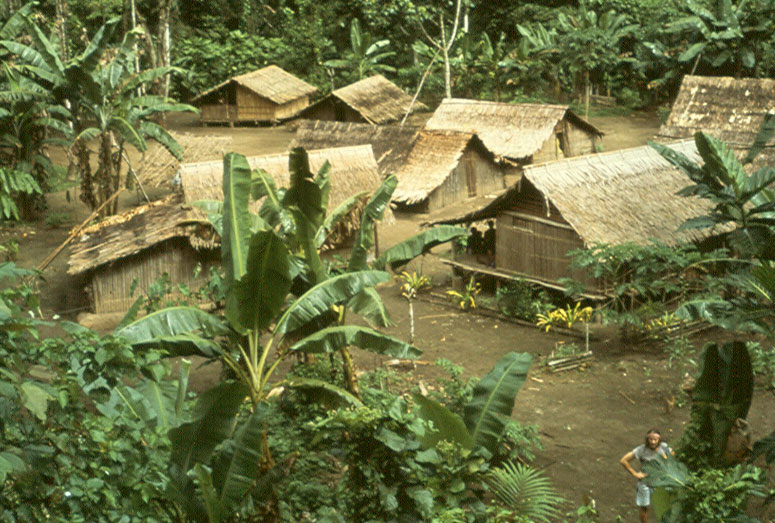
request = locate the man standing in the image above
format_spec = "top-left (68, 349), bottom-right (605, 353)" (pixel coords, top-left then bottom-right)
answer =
top-left (619, 429), bottom-right (672, 523)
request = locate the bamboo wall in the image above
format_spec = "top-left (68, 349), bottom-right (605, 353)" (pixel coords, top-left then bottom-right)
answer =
top-left (532, 132), bottom-right (564, 164)
top-left (303, 100), bottom-right (365, 123)
top-left (199, 87), bottom-right (309, 124)
top-left (495, 210), bottom-right (595, 287)
top-left (531, 120), bottom-right (597, 163)
top-left (200, 104), bottom-right (237, 123)
top-left (566, 124), bottom-right (597, 156)
top-left (89, 239), bottom-right (217, 313)
top-left (427, 147), bottom-right (504, 212)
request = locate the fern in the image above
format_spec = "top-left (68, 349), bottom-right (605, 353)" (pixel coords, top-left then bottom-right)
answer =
top-left (0, 168), bottom-right (42, 220)
top-left (485, 461), bottom-right (564, 522)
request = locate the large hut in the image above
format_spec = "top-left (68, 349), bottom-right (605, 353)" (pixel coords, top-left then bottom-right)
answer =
top-left (390, 130), bottom-right (505, 213)
top-left (191, 65), bottom-right (317, 125)
top-left (290, 120), bottom-right (420, 176)
top-left (67, 195), bottom-right (216, 314)
top-left (425, 99), bottom-right (603, 175)
top-left (657, 75), bottom-right (775, 167)
top-left (432, 141), bottom-right (724, 293)
top-left (299, 75), bottom-right (426, 124)
top-left (179, 145), bottom-right (394, 244)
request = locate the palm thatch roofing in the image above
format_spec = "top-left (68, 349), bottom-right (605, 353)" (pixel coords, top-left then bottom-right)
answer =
top-left (179, 145), bottom-right (394, 230)
top-left (657, 75), bottom-right (775, 149)
top-left (424, 98), bottom-right (602, 162)
top-left (191, 65), bottom-right (317, 104)
top-left (309, 75), bottom-right (426, 124)
top-left (68, 194), bottom-right (213, 276)
top-left (290, 120), bottom-right (420, 175)
top-left (391, 130), bottom-right (488, 205)
top-left (431, 140), bottom-right (726, 246)
top-left (137, 132), bottom-right (233, 187)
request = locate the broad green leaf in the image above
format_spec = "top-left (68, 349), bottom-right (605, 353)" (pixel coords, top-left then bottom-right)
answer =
top-left (284, 377), bottom-right (364, 408)
top-left (374, 225), bottom-right (467, 271)
top-left (289, 325), bottom-right (421, 358)
top-left (744, 112), bottom-right (775, 165)
top-left (348, 174), bottom-right (397, 271)
top-left (315, 191), bottom-right (368, 248)
top-left (169, 381), bottom-right (248, 475)
top-left (464, 352), bottom-right (533, 455)
top-left (649, 141), bottom-right (703, 180)
top-left (642, 454), bottom-right (689, 489)
top-left (677, 41), bottom-right (707, 62)
top-left (0, 3), bottom-right (33, 40)
top-left (696, 132), bottom-right (746, 190)
top-left (20, 382), bottom-right (49, 421)
top-left (217, 406), bottom-right (268, 511)
top-left (108, 116), bottom-right (146, 151)
top-left (0, 451), bottom-right (25, 483)
top-left (314, 160), bottom-right (331, 213)
top-left (194, 464), bottom-right (226, 523)
top-left (414, 394), bottom-right (474, 450)
top-left (115, 306), bottom-right (229, 357)
top-left (138, 120), bottom-right (184, 160)
top-left (222, 153), bottom-right (253, 283)
top-left (274, 270), bottom-right (389, 336)
top-left (228, 230), bottom-right (293, 332)
top-left (347, 287), bottom-right (392, 327)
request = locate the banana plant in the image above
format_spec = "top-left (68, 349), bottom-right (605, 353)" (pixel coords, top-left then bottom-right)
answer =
top-left (414, 352), bottom-right (533, 457)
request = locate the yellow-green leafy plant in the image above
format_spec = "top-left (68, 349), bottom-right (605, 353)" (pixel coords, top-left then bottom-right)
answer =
top-left (399, 270), bottom-right (431, 344)
top-left (536, 303), bottom-right (595, 351)
top-left (446, 276), bottom-right (481, 311)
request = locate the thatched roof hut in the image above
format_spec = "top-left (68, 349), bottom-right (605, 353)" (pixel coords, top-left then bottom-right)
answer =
top-left (290, 120), bottom-right (420, 175)
top-left (425, 99), bottom-right (603, 170)
top-left (390, 130), bottom-right (505, 212)
top-left (432, 141), bottom-right (725, 290)
top-left (191, 65), bottom-right (317, 125)
top-left (179, 145), bottom-right (394, 240)
top-left (657, 75), bottom-right (775, 166)
top-left (300, 75), bottom-right (426, 124)
top-left (68, 195), bottom-right (217, 313)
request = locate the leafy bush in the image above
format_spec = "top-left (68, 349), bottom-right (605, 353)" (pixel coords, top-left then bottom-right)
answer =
top-left (496, 281), bottom-right (549, 322)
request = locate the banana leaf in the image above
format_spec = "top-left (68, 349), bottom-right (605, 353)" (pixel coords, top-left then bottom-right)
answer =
top-left (315, 191), bottom-right (368, 248)
top-left (347, 287), bottom-right (392, 327)
top-left (414, 394), bottom-right (474, 450)
top-left (221, 152), bottom-right (253, 283)
top-left (284, 377), bottom-right (363, 408)
top-left (348, 174), bottom-right (397, 271)
top-left (115, 306), bottom-right (229, 357)
top-left (274, 270), bottom-right (389, 336)
top-left (228, 230), bottom-right (293, 332)
top-left (744, 112), bottom-right (775, 164)
top-left (374, 225), bottom-right (467, 271)
top-left (464, 352), bottom-right (533, 455)
top-left (289, 325), bottom-right (421, 358)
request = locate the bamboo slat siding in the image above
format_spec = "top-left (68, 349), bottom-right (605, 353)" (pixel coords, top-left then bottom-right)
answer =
top-left (426, 148), bottom-right (504, 212)
top-left (90, 239), bottom-right (216, 313)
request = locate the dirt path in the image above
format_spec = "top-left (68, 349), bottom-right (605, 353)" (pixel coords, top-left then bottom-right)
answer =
top-left (6, 110), bottom-right (775, 521)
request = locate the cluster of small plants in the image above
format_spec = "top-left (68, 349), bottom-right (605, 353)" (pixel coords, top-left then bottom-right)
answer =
top-left (495, 280), bottom-right (552, 322)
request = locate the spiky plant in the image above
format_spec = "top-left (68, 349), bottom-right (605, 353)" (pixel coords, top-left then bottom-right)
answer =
top-left (485, 461), bottom-right (564, 522)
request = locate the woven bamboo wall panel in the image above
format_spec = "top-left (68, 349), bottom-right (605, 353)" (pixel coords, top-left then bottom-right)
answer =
top-left (428, 149), bottom-right (504, 211)
top-left (201, 104), bottom-right (236, 122)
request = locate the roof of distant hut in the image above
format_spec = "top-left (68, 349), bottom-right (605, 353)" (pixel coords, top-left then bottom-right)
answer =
top-left (425, 98), bottom-right (603, 162)
top-left (657, 75), bottom-right (775, 149)
top-left (391, 130), bottom-right (490, 205)
top-left (191, 65), bottom-right (317, 104)
top-left (290, 120), bottom-right (421, 175)
top-left (68, 194), bottom-right (212, 276)
top-left (430, 140), bottom-right (727, 246)
top-left (311, 75), bottom-right (426, 124)
top-left (179, 145), bottom-right (394, 231)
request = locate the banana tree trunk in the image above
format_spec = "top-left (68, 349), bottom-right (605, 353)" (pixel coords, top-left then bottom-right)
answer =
top-left (340, 346), bottom-right (361, 399)
top-left (408, 299), bottom-right (415, 344)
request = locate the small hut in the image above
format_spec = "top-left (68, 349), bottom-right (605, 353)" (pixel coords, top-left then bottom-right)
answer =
top-left (67, 195), bottom-right (216, 314)
top-left (179, 145), bottom-right (394, 245)
top-left (425, 99), bottom-right (603, 175)
top-left (390, 130), bottom-right (505, 213)
top-left (432, 141), bottom-right (723, 293)
top-left (290, 120), bottom-right (420, 176)
top-left (657, 75), bottom-right (775, 167)
top-left (191, 65), bottom-right (317, 125)
top-left (299, 75), bottom-right (426, 124)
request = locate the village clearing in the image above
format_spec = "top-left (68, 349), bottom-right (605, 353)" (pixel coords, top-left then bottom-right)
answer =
top-left (7, 111), bottom-right (775, 522)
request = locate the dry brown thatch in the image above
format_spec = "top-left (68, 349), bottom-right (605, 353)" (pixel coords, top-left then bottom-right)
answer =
top-left (391, 130), bottom-right (484, 204)
top-left (425, 98), bottom-right (602, 162)
top-left (322, 75), bottom-right (425, 124)
top-left (432, 141), bottom-right (725, 246)
top-left (191, 65), bottom-right (317, 105)
top-left (136, 132), bottom-right (233, 187)
top-left (179, 145), bottom-right (394, 244)
top-left (68, 194), bottom-right (213, 275)
top-left (657, 75), bottom-right (775, 149)
top-left (290, 120), bottom-right (420, 175)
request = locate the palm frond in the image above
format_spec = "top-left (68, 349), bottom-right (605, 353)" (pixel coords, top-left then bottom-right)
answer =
top-left (485, 461), bottom-right (564, 522)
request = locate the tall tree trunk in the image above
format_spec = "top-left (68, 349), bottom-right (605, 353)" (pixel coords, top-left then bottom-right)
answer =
top-left (157, 0), bottom-right (172, 98)
top-left (55, 0), bottom-right (68, 61)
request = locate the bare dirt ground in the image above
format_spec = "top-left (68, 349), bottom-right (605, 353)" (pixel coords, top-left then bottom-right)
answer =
top-left (5, 111), bottom-right (775, 522)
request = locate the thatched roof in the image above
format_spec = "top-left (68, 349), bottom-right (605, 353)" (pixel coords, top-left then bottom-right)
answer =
top-left (179, 145), bottom-right (394, 233)
top-left (425, 98), bottom-right (602, 162)
top-left (314, 75), bottom-right (426, 124)
top-left (657, 75), bottom-right (775, 148)
top-left (191, 65), bottom-right (317, 104)
top-left (137, 132), bottom-right (233, 187)
top-left (68, 195), bottom-right (212, 275)
top-left (391, 130), bottom-right (489, 205)
top-left (290, 120), bottom-right (420, 175)
top-left (431, 141), bottom-right (725, 246)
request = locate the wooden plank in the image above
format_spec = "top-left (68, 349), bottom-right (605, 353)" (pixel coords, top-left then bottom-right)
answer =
top-left (501, 210), bottom-right (575, 230)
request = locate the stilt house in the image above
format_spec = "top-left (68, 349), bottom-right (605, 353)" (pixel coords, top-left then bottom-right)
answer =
top-left (191, 65), bottom-right (317, 125)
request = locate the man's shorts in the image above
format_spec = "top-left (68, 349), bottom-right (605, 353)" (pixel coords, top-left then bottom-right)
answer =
top-left (636, 483), bottom-right (652, 507)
